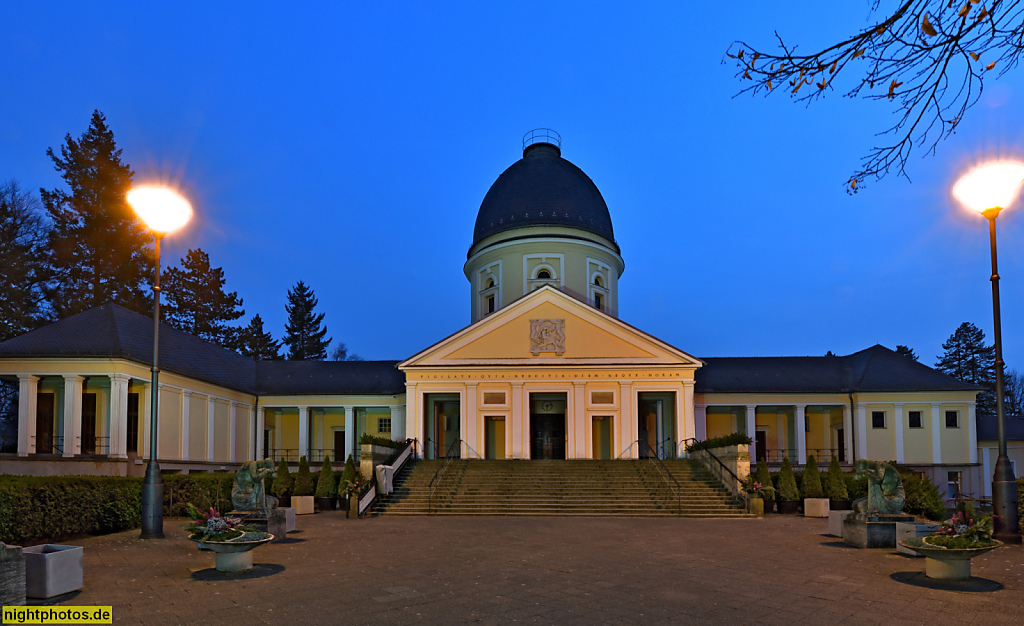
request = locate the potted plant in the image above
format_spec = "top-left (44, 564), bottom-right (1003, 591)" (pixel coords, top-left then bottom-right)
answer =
top-left (900, 500), bottom-right (1001, 581)
top-left (315, 455), bottom-right (338, 511)
top-left (185, 504), bottom-right (272, 572)
top-left (338, 455), bottom-right (358, 518)
top-left (291, 455), bottom-right (316, 515)
top-left (272, 457), bottom-right (293, 508)
top-left (802, 455), bottom-right (829, 517)
top-left (744, 474), bottom-right (775, 516)
top-left (826, 455), bottom-right (851, 510)
top-left (775, 456), bottom-right (800, 514)
top-left (754, 462), bottom-right (774, 514)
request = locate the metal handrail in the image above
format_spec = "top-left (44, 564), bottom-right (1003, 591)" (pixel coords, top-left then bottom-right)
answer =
top-left (428, 438), bottom-right (463, 513)
top-left (681, 438), bottom-right (748, 508)
top-left (634, 439), bottom-right (682, 515)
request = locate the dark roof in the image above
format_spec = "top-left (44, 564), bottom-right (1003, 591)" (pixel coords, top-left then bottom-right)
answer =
top-left (976, 414), bottom-right (1024, 441)
top-left (471, 142), bottom-right (616, 252)
top-left (0, 304), bottom-right (404, 396)
top-left (695, 345), bottom-right (981, 395)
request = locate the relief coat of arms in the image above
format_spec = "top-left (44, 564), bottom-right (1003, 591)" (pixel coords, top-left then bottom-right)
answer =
top-left (530, 319), bottom-right (565, 356)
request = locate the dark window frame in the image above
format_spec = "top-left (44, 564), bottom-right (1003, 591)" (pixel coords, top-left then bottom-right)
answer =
top-left (871, 411), bottom-right (886, 429)
top-left (908, 410), bottom-right (923, 429)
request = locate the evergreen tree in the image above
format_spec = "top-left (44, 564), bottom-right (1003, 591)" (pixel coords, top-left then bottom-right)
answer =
top-left (777, 457), bottom-right (800, 501)
top-left (0, 180), bottom-right (50, 340)
top-left (826, 455), bottom-right (848, 500)
top-left (802, 455), bottom-right (824, 499)
top-left (272, 457), bottom-right (293, 498)
top-left (41, 110), bottom-right (150, 317)
top-left (236, 314), bottom-right (282, 361)
top-left (895, 345), bottom-right (919, 362)
top-left (329, 342), bottom-right (363, 362)
top-left (935, 322), bottom-right (996, 416)
top-left (283, 281), bottom-right (331, 361)
top-left (161, 248), bottom-right (244, 348)
top-left (292, 455), bottom-right (315, 496)
top-left (1003, 370), bottom-right (1024, 420)
top-left (315, 456), bottom-right (338, 498)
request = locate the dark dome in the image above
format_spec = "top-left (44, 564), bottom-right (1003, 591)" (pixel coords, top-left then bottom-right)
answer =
top-left (471, 142), bottom-right (615, 251)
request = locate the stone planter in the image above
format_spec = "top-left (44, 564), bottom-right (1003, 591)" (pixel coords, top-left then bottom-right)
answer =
top-left (899, 538), bottom-right (1002, 581)
top-left (803, 498), bottom-right (830, 518)
top-left (23, 544), bottom-right (83, 599)
top-left (197, 535), bottom-right (274, 572)
top-left (829, 498), bottom-right (852, 510)
top-left (828, 510), bottom-right (853, 537)
top-left (315, 496), bottom-right (337, 512)
top-left (276, 494), bottom-right (291, 508)
top-left (896, 522), bottom-right (939, 556)
top-left (360, 443), bottom-right (398, 483)
top-left (748, 497), bottom-right (764, 517)
top-left (762, 498), bottom-right (775, 514)
top-left (292, 495), bottom-right (314, 515)
top-left (776, 500), bottom-right (800, 515)
top-left (349, 493), bottom-right (361, 518)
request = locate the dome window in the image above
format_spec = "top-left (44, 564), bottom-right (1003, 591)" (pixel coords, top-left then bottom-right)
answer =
top-left (476, 263), bottom-right (502, 320)
top-left (537, 269), bottom-right (551, 280)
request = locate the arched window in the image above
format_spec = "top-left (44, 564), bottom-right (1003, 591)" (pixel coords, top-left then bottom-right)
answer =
top-left (593, 275), bottom-right (603, 287)
top-left (537, 269), bottom-right (551, 280)
top-left (485, 278), bottom-right (495, 289)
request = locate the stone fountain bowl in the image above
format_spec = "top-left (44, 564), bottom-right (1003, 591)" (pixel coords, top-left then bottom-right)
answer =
top-left (194, 533), bottom-right (274, 572)
top-left (899, 537), bottom-right (1002, 581)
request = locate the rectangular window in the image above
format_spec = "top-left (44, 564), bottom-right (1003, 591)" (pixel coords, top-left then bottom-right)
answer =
top-left (908, 411), bottom-right (922, 429)
top-left (591, 391), bottom-right (615, 405)
top-left (945, 410), bottom-right (959, 428)
top-left (483, 392), bottom-right (506, 406)
top-left (871, 411), bottom-right (885, 429)
top-left (486, 295), bottom-right (495, 314)
top-left (378, 417), bottom-right (391, 434)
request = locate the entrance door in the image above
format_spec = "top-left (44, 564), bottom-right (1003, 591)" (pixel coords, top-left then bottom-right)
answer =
top-left (592, 416), bottom-right (612, 460)
top-left (81, 393), bottom-right (97, 454)
top-left (424, 395), bottom-right (461, 459)
top-left (755, 430), bottom-right (768, 463)
top-left (836, 427), bottom-right (846, 463)
top-left (485, 416), bottom-right (506, 459)
top-left (36, 393), bottom-right (55, 454)
top-left (334, 430), bottom-right (345, 462)
top-left (637, 399), bottom-right (662, 458)
top-left (531, 414), bottom-right (565, 460)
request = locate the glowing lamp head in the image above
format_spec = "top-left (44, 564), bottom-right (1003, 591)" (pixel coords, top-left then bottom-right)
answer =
top-left (127, 186), bottom-right (192, 234)
top-left (952, 161), bottom-right (1024, 215)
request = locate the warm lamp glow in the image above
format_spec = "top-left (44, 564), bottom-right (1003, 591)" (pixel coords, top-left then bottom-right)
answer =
top-left (126, 186), bottom-right (192, 234)
top-left (952, 161), bottom-right (1024, 214)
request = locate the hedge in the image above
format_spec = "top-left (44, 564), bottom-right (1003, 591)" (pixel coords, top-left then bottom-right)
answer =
top-left (358, 434), bottom-right (405, 449)
top-left (0, 472), bottom-right (236, 545)
top-left (685, 432), bottom-right (752, 453)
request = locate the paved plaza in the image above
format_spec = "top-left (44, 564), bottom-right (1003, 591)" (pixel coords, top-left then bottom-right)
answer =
top-left (39, 513), bottom-right (1024, 625)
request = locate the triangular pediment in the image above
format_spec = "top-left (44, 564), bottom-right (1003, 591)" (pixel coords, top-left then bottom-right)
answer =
top-left (400, 286), bottom-right (701, 369)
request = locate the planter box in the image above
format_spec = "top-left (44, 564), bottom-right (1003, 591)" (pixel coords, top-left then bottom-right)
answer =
top-left (747, 497), bottom-right (764, 517)
top-left (23, 544), bottom-right (83, 599)
top-left (896, 522), bottom-right (939, 556)
top-left (803, 498), bottom-right (830, 518)
top-left (776, 500), bottom-right (800, 515)
top-left (828, 510), bottom-right (853, 537)
top-left (292, 496), bottom-right (314, 515)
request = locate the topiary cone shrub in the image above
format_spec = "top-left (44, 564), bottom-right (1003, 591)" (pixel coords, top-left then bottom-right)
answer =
top-left (754, 461), bottom-right (775, 512)
top-left (272, 457), bottom-right (293, 499)
top-left (826, 455), bottom-right (850, 509)
top-left (339, 454), bottom-right (357, 496)
top-left (316, 456), bottom-right (338, 498)
top-left (292, 456), bottom-right (315, 497)
top-left (777, 456), bottom-right (800, 508)
top-left (802, 455), bottom-right (824, 498)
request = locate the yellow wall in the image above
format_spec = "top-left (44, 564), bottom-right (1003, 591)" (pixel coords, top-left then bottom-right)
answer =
top-left (158, 388), bottom-right (181, 460)
top-left (188, 395), bottom-right (207, 459)
top-left (941, 405), bottom-right (971, 464)
top-left (213, 401), bottom-right (230, 462)
top-left (902, 404), bottom-right (932, 463)
top-left (865, 404), bottom-right (897, 461)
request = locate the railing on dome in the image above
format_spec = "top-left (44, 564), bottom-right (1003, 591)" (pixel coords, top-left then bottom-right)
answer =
top-left (523, 128), bottom-right (561, 150)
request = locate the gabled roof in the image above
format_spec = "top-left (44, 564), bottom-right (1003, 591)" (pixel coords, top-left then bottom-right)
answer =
top-left (0, 304), bottom-right (404, 396)
top-left (977, 414), bottom-right (1024, 441)
top-left (696, 345), bottom-right (980, 395)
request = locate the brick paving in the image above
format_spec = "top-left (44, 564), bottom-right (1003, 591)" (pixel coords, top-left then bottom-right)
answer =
top-left (34, 513), bottom-right (1024, 624)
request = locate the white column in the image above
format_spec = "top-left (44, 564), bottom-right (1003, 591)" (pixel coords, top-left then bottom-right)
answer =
top-left (109, 375), bottom-right (130, 459)
top-left (842, 404), bottom-right (853, 464)
top-left (855, 402), bottom-right (868, 461)
top-left (62, 375), bottom-right (84, 457)
top-left (256, 407), bottom-right (266, 460)
top-left (17, 375), bottom-right (39, 456)
top-left (695, 404), bottom-right (707, 441)
top-left (228, 402), bottom-right (237, 463)
top-left (465, 383), bottom-right (478, 459)
top-left (982, 446), bottom-right (992, 498)
top-left (573, 382), bottom-right (586, 459)
top-left (893, 402), bottom-right (905, 464)
top-left (206, 397), bottom-right (216, 462)
top-left (619, 382), bottom-right (634, 458)
top-left (510, 383), bottom-right (524, 459)
top-left (681, 381), bottom-right (695, 447)
top-left (390, 405), bottom-right (405, 443)
top-left (967, 401), bottom-right (978, 463)
top-left (745, 405), bottom-right (756, 461)
top-left (406, 383), bottom-right (419, 445)
top-left (343, 406), bottom-right (355, 462)
top-left (795, 404), bottom-right (807, 463)
top-left (141, 383), bottom-right (152, 460)
top-left (180, 391), bottom-right (191, 461)
top-left (930, 402), bottom-right (943, 464)
top-left (298, 406), bottom-right (310, 460)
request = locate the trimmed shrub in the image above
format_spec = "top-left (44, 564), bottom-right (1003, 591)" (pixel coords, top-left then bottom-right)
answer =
top-left (358, 433), bottom-right (404, 448)
top-left (802, 455), bottom-right (824, 498)
top-left (316, 456), bottom-right (338, 498)
top-left (292, 456), bottom-right (315, 496)
top-left (163, 473), bottom-right (234, 518)
top-left (826, 455), bottom-right (848, 499)
top-left (777, 457), bottom-right (800, 501)
top-left (339, 454), bottom-right (357, 495)
top-left (272, 457), bottom-right (293, 498)
top-left (897, 469), bottom-right (946, 521)
top-left (685, 432), bottom-right (752, 453)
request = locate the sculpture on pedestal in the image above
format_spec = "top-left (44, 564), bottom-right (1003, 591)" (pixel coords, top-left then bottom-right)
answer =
top-left (231, 459), bottom-right (278, 514)
top-left (851, 459), bottom-right (905, 515)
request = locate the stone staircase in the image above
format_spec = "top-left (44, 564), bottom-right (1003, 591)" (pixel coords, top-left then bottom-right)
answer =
top-left (371, 459), bottom-right (751, 517)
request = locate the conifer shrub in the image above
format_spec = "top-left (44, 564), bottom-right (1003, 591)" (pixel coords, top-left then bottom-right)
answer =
top-left (339, 454), bottom-right (357, 495)
top-left (755, 461), bottom-right (772, 495)
top-left (896, 467), bottom-right (946, 521)
top-left (777, 457), bottom-right (800, 501)
top-left (826, 455), bottom-right (848, 500)
top-left (802, 455), bottom-right (824, 498)
top-left (292, 455), bottom-right (315, 496)
top-left (316, 456), bottom-right (338, 498)
top-left (272, 457), bottom-right (293, 498)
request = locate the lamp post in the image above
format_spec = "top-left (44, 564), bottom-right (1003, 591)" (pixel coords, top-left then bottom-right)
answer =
top-left (126, 186), bottom-right (192, 539)
top-left (953, 161), bottom-right (1024, 544)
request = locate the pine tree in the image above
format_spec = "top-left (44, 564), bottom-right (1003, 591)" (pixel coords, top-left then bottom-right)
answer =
top-left (935, 322), bottom-right (996, 416)
top-left (283, 281), bottom-right (331, 361)
top-left (161, 248), bottom-right (244, 348)
top-left (0, 180), bottom-right (50, 341)
top-left (236, 314), bottom-right (282, 360)
top-left (895, 345), bottom-right (919, 362)
top-left (1003, 370), bottom-right (1024, 420)
top-left (41, 110), bottom-right (150, 317)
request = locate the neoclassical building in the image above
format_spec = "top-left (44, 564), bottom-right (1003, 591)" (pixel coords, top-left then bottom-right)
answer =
top-left (0, 132), bottom-right (990, 500)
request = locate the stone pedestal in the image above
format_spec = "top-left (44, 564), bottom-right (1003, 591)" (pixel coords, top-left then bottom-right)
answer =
top-left (268, 509), bottom-right (287, 543)
top-left (896, 522), bottom-right (939, 556)
top-left (828, 510), bottom-right (853, 537)
top-left (216, 550), bottom-right (253, 573)
top-left (843, 513), bottom-right (914, 549)
top-left (280, 507), bottom-right (296, 532)
top-left (1, 543), bottom-right (26, 606)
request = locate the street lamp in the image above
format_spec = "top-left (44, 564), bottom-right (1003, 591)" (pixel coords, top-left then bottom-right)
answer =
top-left (953, 160), bottom-right (1024, 544)
top-left (126, 186), bottom-right (192, 539)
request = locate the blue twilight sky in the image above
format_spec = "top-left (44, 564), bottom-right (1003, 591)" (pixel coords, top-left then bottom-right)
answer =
top-left (2, 2), bottom-right (1024, 369)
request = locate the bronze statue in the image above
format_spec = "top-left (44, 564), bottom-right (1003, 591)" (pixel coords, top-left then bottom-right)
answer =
top-left (852, 459), bottom-right (905, 515)
top-left (231, 458), bottom-right (278, 514)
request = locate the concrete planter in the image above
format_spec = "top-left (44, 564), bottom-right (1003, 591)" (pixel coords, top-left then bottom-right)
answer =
top-left (198, 535), bottom-right (273, 572)
top-left (896, 522), bottom-right (939, 556)
top-left (292, 496), bottom-right (314, 515)
top-left (776, 500), bottom-right (800, 515)
top-left (748, 497), bottom-right (764, 517)
top-left (803, 498), bottom-right (830, 518)
top-left (23, 544), bottom-right (83, 599)
top-left (279, 507), bottom-right (296, 532)
top-left (899, 538), bottom-right (1001, 581)
top-left (828, 510), bottom-right (853, 537)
